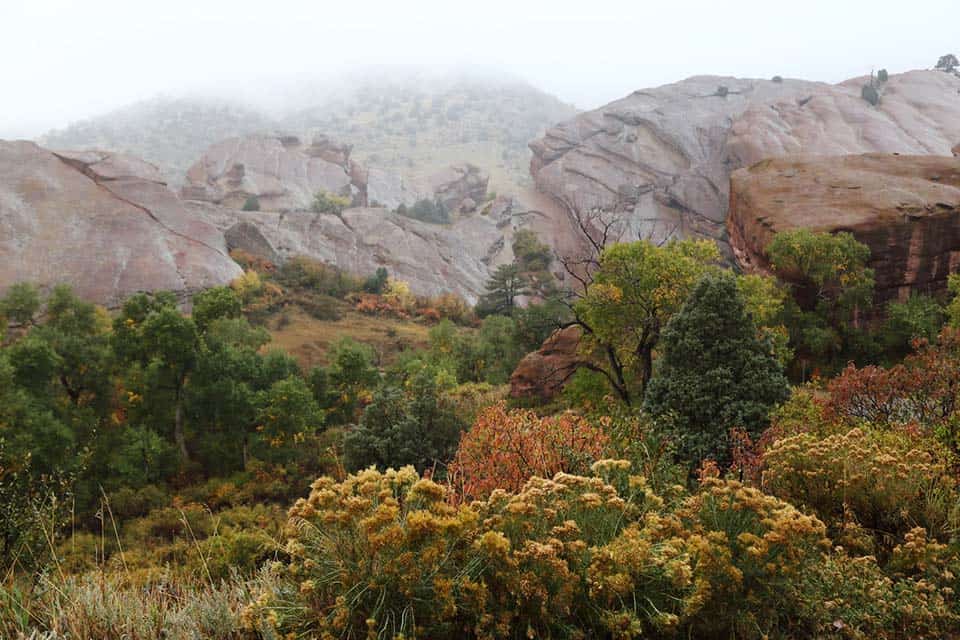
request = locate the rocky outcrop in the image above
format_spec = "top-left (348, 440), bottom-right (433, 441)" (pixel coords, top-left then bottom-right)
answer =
top-left (953, 143), bottom-right (960, 157)
top-left (727, 153), bottom-right (960, 302)
top-left (0, 141), bottom-right (241, 307)
top-left (429, 164), bottom-right (489, 213)
top-left (224, 221), bottom-right (280, 265)
top-left (195, 197), bottom-right (530, 303)
top-left (530, 71), bottom-right (960, 257)
top-left (181, 135), bottom-right (364, 210)
top-left (510, 326), bottom-right (587, 400)
top-left (182, 135), bottom-right (492, 214)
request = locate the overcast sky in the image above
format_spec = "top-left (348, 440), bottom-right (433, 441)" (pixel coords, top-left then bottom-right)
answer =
top-left (2, 0), bottom-right (956, 138)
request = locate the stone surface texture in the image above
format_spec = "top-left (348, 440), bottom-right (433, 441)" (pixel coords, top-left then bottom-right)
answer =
top-left (727, 153), bottom-right (960, 302)
top-left (530, 71), bottom-right (960, 257)
top-left (509, 326), bottom-right (587, 400)
top-left (0, 141), bottom-right (241, 306)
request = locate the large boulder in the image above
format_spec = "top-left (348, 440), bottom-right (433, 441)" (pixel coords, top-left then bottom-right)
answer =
top-left (0, 141), bottom-right (241, 307)
top-left (224, 220), bottom-right (280, 265)
top-left (728, 153), bottom-right (960, 302)
top-left (510, 326), bottom-right (587, 400)
top-left (530, 71), bottom-right (960, 257)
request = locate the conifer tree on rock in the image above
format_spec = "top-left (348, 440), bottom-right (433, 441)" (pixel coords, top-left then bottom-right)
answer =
top-left (644, 271), bottom-right (789, 465)
top-left (476, 263), bottom-right (530, 317)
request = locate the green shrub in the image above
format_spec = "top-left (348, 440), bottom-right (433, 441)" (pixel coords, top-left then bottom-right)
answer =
top-left (241, 195), bottom-right (260, 211)
top-left (398, 198), bottom-right (449, 224)
top-left (310, 190), bottom-right (351, 215)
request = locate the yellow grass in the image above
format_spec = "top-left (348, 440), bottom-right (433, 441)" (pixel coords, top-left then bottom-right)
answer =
top-left (264, 305), bottom-right (431, 370)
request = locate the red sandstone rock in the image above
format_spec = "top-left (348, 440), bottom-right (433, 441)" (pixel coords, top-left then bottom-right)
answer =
top-left (510, 326), bottom-right (587, 400)
top-left (727, 153), bottom-right (960, 302)
top-left (530, 70), bottom-right (960, 259)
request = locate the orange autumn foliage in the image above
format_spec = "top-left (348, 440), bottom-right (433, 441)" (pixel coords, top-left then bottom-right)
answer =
top-left (448, 403), bottom-right (609, 501)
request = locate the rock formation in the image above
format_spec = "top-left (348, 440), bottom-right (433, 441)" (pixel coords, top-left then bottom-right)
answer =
top-left (196, 198), bottom-right (527, 303)
top-left (727, 153), bottom-right (960, 302)
top-left (509, 326), bottom-right (587, 400)
top-left (223, 221), bottom-right (280, 265)
top-left (429, 164), bottom-right (489, 213)
top-left (182, 135), bottom-right (492, 214)
top-left (0, 141), bottom-right (241, 307)
top-left (530, 71), bottom-right (960, 257)
top-left (181, 135), bottom-right (364, 210)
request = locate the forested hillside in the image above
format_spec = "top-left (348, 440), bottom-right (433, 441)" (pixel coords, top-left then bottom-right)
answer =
top-left (4, 224), bottom-right (960, 639)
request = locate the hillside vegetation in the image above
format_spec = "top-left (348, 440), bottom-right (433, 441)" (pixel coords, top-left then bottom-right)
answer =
top-left (3, 227), bottom-right (960, 639)
top-left (39, 97), bottom-right (276, 186)
top-left (37, 73), bottom-right (576, 194)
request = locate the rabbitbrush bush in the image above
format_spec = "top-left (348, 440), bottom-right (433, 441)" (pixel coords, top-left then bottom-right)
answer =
top-left (762, 426), bottom-right (958, 557)
top-left (244, 463), bottom-right (960, 639)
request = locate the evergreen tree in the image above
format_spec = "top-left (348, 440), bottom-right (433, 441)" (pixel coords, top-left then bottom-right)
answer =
top-left (644, 272), bottom-right (790, 465)
top-left (476, 263), bottom-right (530, 317)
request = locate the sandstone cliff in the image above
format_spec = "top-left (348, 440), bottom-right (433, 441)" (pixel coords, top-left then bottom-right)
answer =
top-left (181, 135), bottom-right (367, 210)
top-left (727, 153), bottom-right (960, 302)
top-left (0, 141), bottom-right (241, 307)
top-left (197, 198), bottom-right (527, 303)
top-left (530, 71), bottom-right (960, 257)
top-left (182, 135), bottom-right (490, 214)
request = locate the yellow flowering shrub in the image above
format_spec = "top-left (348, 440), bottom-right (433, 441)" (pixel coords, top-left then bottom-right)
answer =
top-left (590, 479), bottom-right (831, 639)
top-left (762, 427), bottom-right (957, 556)
top-left (245, 466), bottom-right (486, 639)
top-left (247, 465), bottom-right (959, 639)
top-left (797, 549), bottom-right (960, 639)
top-left (474, 465), bottom-right (655, 638)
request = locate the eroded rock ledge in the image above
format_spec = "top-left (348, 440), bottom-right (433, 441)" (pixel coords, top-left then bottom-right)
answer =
top-left (727, 153), bottom-right (960, 303)
top-left (530, 71), bottom-right (960, 258)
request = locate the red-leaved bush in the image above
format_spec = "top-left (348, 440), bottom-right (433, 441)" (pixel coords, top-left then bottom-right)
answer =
top-left (447, 403), bottom-right (609, 500)
top-left (823, 328), bottom-right (960, 436)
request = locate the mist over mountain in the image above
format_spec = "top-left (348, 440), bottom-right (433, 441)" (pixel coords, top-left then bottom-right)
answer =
top-left (36, 70), bottom-right (576, 191)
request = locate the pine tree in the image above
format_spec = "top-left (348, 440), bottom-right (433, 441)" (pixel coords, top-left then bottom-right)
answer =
top-left (644, 272), bottom-right (789, 465)
top-left (476, 263), bottom-right (530, 317)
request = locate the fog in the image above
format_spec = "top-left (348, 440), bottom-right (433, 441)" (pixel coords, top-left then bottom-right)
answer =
top-left (2, 0), bottom-right (956, 138)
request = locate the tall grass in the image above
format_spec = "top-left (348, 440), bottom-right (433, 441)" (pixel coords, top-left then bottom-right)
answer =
top-left (2, 568), bottom-right (278, 639)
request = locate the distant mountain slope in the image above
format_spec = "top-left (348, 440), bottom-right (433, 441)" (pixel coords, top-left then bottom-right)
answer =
top-left (37, 75), bottom-right (576, 194)
top-left (281, 76), bottom-right (578, 193)
top-left (39, 98), bottom-right (279, 186)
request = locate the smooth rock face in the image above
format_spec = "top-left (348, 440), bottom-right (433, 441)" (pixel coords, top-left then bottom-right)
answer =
top-left (727, 153), bottom-right (960, 302)
top-left (195, 200), bottom-right (528, 303)
top-left (0, 141), bottom-right (241, 307)
top-left (182, 135), bottom-right (492, 215)
top-left (530, 71), bottom-right (960, 257)
top-left (510, 326), bottom-right (587, 400)
top-left (181, 135), bottom-right (362, 210)
top-left (224, 221), bottom-right (280, 265)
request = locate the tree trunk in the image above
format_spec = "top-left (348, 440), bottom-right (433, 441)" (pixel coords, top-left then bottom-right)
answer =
top-left (174, 384), bottom-right (189, 463)
top-left (639, 347), bottom-right (653, 398)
